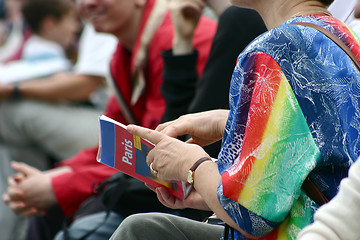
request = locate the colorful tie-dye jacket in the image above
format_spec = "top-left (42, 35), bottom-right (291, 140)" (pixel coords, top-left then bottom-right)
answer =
top-left (217, 15), bottom-right (360, 239)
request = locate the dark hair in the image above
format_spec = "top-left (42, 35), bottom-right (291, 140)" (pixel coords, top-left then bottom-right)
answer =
top-left (319, 0), bottom-right (334, 6)
top-left (21, 0), bottom-right (75, 33)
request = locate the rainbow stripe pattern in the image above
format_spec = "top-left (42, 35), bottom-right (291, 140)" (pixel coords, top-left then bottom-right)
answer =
top-left (223, 53), bottom-right (320, 220)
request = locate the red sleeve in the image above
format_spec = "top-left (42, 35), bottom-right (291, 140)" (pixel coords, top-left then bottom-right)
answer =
top-left (52, 96), bottom-right (124, 217)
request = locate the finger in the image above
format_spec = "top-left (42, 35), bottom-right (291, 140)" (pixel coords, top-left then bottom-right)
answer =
top-left (127, 125), bottom-right (167, 145)
top-left (13, 173), bottom-right (25, 183)
top-left (18, 207), bottom-right (39, 217)
top-left (160, 117), bottom-right (192, 138)
top-left (155, 121), bottom-right (174, 132)
top-left (145, 149), bottom-right (155, 166)
top-left (145, 183), bottom-right (156, 193)
top-left (158, 122), bottom-right (187, 138)
top-left (185, 138), bottom-right (197, 144)
top-left (9, 202), bottom-right (36, 216)
top-left (8, 200), bottom-right (26, 213)
top-left (2, 193), bottom-right (10, 204)
top-left (7, 187), bottom-right (25, 200)
top-left (11, 162), bottom-right (39, 176)
top-left (7, 176), bottom-right (18, 187)
top-left (156, 187), bottom-right (176, 209)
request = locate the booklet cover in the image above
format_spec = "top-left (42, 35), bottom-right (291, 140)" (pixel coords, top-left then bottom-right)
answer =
top-left (97, 115), bottom-right (192, 199)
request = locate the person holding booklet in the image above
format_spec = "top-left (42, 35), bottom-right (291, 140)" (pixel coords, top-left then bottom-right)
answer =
top-left (110, 0), bottom-right (360, 239)
top-left (2, 0), bottom-right (217, 239)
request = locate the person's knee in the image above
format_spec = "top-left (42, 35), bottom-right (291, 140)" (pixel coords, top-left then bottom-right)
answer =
top-left (110, 214), bottom-right (139, 240)
top-left (110, 213), bottom-right (163, 240)
top-left (120, 213), bottom-right (152, 231)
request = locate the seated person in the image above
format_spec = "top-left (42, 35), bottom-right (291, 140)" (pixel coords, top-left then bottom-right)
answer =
top-left (0, 0), bottom-right (76, 83)
top-left (109, 0), bottom-right (360, 239)
top-left (0, 0), bottom-right (117, 239)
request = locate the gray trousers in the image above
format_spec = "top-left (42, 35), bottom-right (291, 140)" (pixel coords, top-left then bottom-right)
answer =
top-left (110, 213), bottom-right (224, 240)
top-left (0, 100), bottom-right (102, 240)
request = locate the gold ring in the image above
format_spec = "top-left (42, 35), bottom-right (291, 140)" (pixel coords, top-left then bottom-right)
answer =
top-left (149, 162), bottom-right (158, 175)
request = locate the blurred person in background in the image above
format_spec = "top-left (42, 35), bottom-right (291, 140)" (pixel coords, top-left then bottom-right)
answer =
top-left (2, 0), bottom-right (217, 240)
top-left (0, 0), bottom-right (117, 239)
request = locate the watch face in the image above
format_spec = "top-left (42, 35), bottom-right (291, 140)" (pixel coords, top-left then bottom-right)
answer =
top-left (187, 170), bottom-right (194, 185)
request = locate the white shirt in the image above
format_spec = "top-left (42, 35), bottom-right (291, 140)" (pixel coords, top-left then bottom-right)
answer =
top-left (73, 23), bottom-right (118, 109)
top-left (73, 23), bottom-right (117, 77)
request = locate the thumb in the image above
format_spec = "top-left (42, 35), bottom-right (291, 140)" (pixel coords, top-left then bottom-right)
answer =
top-left (11, 162), bottom-right (40, 176)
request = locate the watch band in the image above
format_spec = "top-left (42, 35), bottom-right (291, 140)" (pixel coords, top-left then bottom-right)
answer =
top-left (190, 157), bottom-right (213, 171)
top-left (187, 157), bottom-right (213, 186)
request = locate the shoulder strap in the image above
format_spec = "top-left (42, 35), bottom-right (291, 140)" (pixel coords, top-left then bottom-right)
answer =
top-left (130, 0), bottom-right (167, 105)
top-left (291, 22), bottom-right (360, 72)
top-left (108, 70), bottom-right (137, 124)
top-left (302, 176), bottom-right (329, 206)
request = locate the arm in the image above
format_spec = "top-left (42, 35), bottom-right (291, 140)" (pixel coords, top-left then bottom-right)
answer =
top-left (168, 0), bottom-right (204, 55)
top-left (161, 6), bottom-right (266, 156)
top-left (126, 124), bottom-right (256, 238)
top-left (205, 0), bottom-right (230, 16)
top-left (160, 50), bottom-right (198, 123)
top-left (2, 149), bottom-right (118, 217)
top-left (2, 96), bottom-right (126, 217)
top-left (131, 47), bottom-right (323, 239)
top-left (0, 72), bottom-right (104, 102)
top-left (160, 0), bottom-right (203, 123)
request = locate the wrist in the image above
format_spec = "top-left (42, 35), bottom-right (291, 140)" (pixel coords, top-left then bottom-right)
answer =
top-left (11, 83), bottom-right (21, 99)
top-left (173, 37), bottom-right (194, 55)
top-left (186, 156), bottom-right (213, 186)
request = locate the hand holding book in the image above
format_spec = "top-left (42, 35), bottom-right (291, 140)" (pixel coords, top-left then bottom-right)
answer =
top-left (126, 124), bottom-right (210, 183)
top-left (97, 115), bottom-right (199, 199)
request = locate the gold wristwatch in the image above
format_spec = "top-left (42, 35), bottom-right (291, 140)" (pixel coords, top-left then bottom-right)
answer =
top-left (187, 157), bottom-right (212, 186)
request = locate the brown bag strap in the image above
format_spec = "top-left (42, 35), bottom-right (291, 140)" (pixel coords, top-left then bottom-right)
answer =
top-left (302, 177), bottom-right (329, 206)
top-left (290, 21), bottom-right (360, 206)
top-left (291, 22), bottom-right (360, 72)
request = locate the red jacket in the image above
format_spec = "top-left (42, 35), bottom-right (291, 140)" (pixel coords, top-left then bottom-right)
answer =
top-left (52, 0), bottom-right (217, 216)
